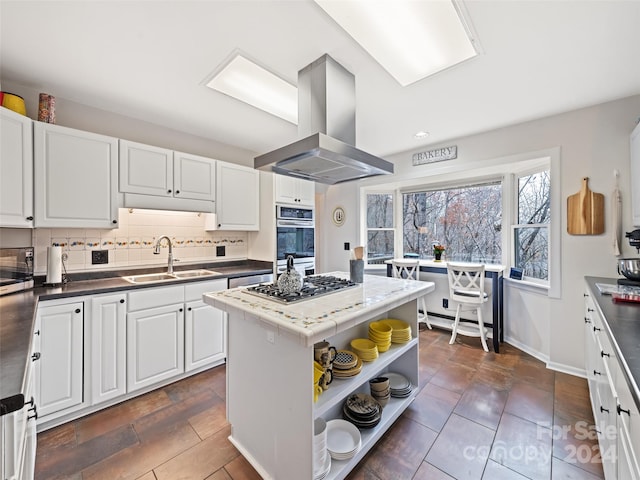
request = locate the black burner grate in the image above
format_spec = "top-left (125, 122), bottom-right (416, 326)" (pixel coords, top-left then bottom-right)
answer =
top-left (245, 275), bottom-right (358, 304)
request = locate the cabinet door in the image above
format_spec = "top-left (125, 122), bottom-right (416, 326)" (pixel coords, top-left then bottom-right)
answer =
top-left (185, 300), bottom-right (226, 372)
top-left (631, 122), bottom-right (640, 226)
top-left (0, 107), bottom-right (33, 227)
top-left (119, 140), bottom-right (173, 197)
top-left (35, 302), bottom-right (84, 418)
top-left (216, 162), bottom-right (260, 230)
top-left (91, 293), bottom-right (126, 404)
top-left (33, 123), bottom-right (119, 228)
top-left (174, 152), bottom-right (216, 201)
top-left (274, 175), bottom-right (314, 206)
top-left (127, 303), bottom-right (184, 392)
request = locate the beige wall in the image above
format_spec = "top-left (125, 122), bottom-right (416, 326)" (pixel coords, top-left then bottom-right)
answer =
top-left (318, 95), bottom-right (640, 372)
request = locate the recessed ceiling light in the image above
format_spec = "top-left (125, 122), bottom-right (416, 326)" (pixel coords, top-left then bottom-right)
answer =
top-left (206, 54), bottom-right (297, 124)
top-left (313, 0), bottom-right (479, 86)
top-left (414, 131), bottom-right (430, 139)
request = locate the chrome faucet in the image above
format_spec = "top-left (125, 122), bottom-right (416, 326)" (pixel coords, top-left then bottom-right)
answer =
top-left (153, 235), bottom-right (174, 274)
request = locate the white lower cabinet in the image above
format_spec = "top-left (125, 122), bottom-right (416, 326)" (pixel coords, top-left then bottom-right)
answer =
top-left (127, 301), bottom-right (185, 393)
top-left (35, 301), bottom-right (84, 419)
top-left (584, 284), bottom-right (640, 479)
top-left (91, 292), bottom-right (127, 405)
top-left (185, 279), bottom-right (227, 372)
top-left (1, 315), bottom-right (39, 480)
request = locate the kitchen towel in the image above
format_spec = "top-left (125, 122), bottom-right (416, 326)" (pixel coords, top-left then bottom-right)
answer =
top-left (46, 246), bottom-right (63, 285)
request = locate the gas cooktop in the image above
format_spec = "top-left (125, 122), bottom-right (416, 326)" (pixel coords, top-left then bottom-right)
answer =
top-left (244, 275), bottom-right (358, 304)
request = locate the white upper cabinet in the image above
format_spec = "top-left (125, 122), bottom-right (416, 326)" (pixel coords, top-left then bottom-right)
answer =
top-left (0, 107), bottom-right (33, 227)
top-left (631, 122), bottom-right (640, 226)
top-left (119, 140), bottom-right (216, 212)
top-left (119, 140), bottom-right (173, 197)
top-left (274, 175), bottom-right (315, 206)
top-left (34, 122), bottom-right (119, 228)
top-left (216, 162), bottom-right (260, 230)
top-left (173, 151), bottom-right (216, 201)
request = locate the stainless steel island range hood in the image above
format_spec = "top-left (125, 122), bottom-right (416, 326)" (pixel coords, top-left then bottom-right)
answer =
top-left (254, 55), bottom-right (393, 185)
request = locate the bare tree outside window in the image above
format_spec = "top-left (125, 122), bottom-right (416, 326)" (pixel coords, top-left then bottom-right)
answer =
top-left (514, 170), bottom-right (550, 280)
top-left (366, 193), bottom-right (394, 264)
top-left (402, 183), bottom-right (502, 263)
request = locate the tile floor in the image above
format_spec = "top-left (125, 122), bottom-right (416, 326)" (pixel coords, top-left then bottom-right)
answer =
top-left (35, 328), bottom-right (604, 479)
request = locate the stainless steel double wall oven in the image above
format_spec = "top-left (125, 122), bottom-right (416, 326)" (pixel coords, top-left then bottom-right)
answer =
top-left (276, 205), bottom-right (315, 276)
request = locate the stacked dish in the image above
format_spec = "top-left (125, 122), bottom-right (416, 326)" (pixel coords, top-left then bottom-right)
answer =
top-left (314, 418), bottom-right (331, 480)
top-left (368, 321), bottom-right (392, 352)
top-left (333, 350), bottom-right (363, 378)
top-left (379, 319), bottom-right (412, 344)
top-left (326, 419), bottom-right (362, 460)
top-left (386, 372), bottom-right (413, 398)
top-left (342, 393), bottom-right (383, 429)
top-left (369, 376), bottom-right (390, 407)
top-left (350, 338), bottom-right (379, 362)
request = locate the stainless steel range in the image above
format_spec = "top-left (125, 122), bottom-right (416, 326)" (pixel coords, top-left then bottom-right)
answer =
top-left (244, 275), bottom-right (357, 304)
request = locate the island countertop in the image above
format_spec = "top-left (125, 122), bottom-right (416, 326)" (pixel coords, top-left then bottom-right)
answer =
top-left (203, 272), bottom-right (435, 347)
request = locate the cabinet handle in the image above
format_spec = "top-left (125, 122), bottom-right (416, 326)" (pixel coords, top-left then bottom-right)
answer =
top-left (584, 293), bottom-right (589, 297)
top-left (24, 396), bottom-right (34, 407)
top-left (593, 370), bottom-right (602, 376)
top-left (120, 299), bottom-right (125, 304)
top-left (26, 216), bottom-right (34, 221)
top-left (112, 220), bottom-right (118, 224)
top-left (601, 350), bottom-right (610, 358)
top-left (218, 224), bottom-right (221, 228)
top-left (27, 402), bottom-right (38, 421)
top-left (175, 190), bottom-right (180, 195)
top-left (593, 326), bottom-right (601, 332)
top-left (587, 308), bottom-right (595, 312)
top-left (584, 317), bottom-right (591, 324)
top-left (617, 404), bottom-right (631, 416)
top-left (168, 189), bottom-right (172, 194)
top-left (31, 352), bottom-right (40, 362)
top-left (600, 405), bottom-right (610, 414)
top-left (34, 330), bottom-right (40, 336)
top-left (179, 308), bottom-right (183, 312)
top-left (187, 307), bottom-right (192, 311)
top-left (75, 308), bottom-right (81, 314)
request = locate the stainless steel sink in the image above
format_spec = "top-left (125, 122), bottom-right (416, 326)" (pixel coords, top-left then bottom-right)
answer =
top-left (122, 269), bottom-right (220, 284)
top-left (122, 273), bottom-right (178, 284)
top-left (173, 269), bottom-right (220, 279)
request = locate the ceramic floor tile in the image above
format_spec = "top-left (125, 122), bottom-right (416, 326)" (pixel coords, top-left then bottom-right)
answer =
top-left (430, 362), bottom-right (477, 394)
top-left (482, 460), bottom-right (530, 479)
top-left (426, 413), bottom-right (495, 480)
top-left (413, 462), bottom-right (456, 479)
top-left (550, 456), bottom-right (605, 479)
top-left (403, 382), bottom-right (461, 432)
top-left (220, 455), bottom-right (262, 480)
top-left (454, 381), bottom-right (508, 430)
top-left (504, 382), bottom-right (554, 426)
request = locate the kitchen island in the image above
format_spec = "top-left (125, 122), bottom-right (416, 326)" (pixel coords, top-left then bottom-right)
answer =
top-left (203, 272), bottom-right (434, 480)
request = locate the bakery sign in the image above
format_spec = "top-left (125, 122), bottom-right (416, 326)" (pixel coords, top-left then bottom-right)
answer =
top-left (412, 145), bottom-right (457, 166)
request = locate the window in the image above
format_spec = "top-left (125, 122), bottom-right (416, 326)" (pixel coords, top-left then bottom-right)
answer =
top-left (402, 182), bottom-right (502, 263)
top-left (513, 170), bottom-right (550, 281)
top-left (366, 193), bottom-right (394, 264)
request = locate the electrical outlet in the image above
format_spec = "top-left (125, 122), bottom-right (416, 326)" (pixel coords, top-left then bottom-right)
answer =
top-left (442, 298), bottom-right (449, 309)
top-left (216, 246), bottom-right (225, 257)
top-left (92, 250), bottom-right (108, 265)
top-left (344, 242), bottom-right (350, 250)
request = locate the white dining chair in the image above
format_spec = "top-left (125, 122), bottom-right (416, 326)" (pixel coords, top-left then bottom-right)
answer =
top-left (446, 262), bottom-right (490, 351)
top-left (391, 259), bottom-right (432, 330)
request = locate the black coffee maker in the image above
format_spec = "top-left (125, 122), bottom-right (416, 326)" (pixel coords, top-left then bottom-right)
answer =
top-left (626, 229), bottom-right (640, 253)
top-left (618, 229), bottom-right (640, 286)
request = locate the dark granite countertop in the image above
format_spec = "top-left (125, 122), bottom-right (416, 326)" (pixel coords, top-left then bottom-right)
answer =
top-left (0, 260), bottom-right (272, 415)
top-left (585, 276), bottom-right (640, 410)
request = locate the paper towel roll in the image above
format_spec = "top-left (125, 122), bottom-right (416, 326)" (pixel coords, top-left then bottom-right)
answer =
top-left (46, 246), bottom-right (62, 285)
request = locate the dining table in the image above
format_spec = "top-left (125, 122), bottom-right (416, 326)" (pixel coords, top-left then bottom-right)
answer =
top-left (385, 258), bottom-right (505, 353)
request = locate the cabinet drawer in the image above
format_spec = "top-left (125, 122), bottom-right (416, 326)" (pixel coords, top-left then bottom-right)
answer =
top-left (127, 285), bottom-right (184, 311)
top-left (184, 278), bottom-right (227, 301)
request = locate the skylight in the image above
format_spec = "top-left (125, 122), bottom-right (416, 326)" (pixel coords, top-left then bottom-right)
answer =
top-left (206, 54), bottom-right (298, 124)
top-left (313, 0), bottom-right (479, 86)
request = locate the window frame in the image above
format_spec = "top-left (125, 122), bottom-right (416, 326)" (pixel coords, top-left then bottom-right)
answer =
top-left (364, 191), bottom-right (396, 266)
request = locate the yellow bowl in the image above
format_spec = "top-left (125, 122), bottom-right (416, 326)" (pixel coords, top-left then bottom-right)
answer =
top-left (369, 321), bottom-right (392, 334)
top-left (2, 92), bottom-right (26, 116)
top-left (379, 319), bottom-right (411, 331)
top-left (351, 338), bottom-right (377, 351)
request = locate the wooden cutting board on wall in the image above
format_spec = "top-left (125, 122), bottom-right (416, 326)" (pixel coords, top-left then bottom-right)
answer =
top-left (567, 177), bottom-right (605, 235)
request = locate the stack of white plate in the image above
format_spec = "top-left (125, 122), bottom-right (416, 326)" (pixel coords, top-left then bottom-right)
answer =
top-left (326, 419), bottom-right (362, 460)
top-left (314, 418), bottom-right (331, 480)
top-left (386, 372), bottom-right (413, 398)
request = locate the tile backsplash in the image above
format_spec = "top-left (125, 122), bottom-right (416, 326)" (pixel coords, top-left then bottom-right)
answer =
top-left (33, 208), bottom-right (247, 275)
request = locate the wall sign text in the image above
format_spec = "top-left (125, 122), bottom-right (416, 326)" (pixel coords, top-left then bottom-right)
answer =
top-left (412, 146), bottom-right (457, 166)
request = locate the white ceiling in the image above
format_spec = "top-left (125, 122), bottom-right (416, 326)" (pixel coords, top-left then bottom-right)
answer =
top-left (1, 0), bottom-right (639, 159)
